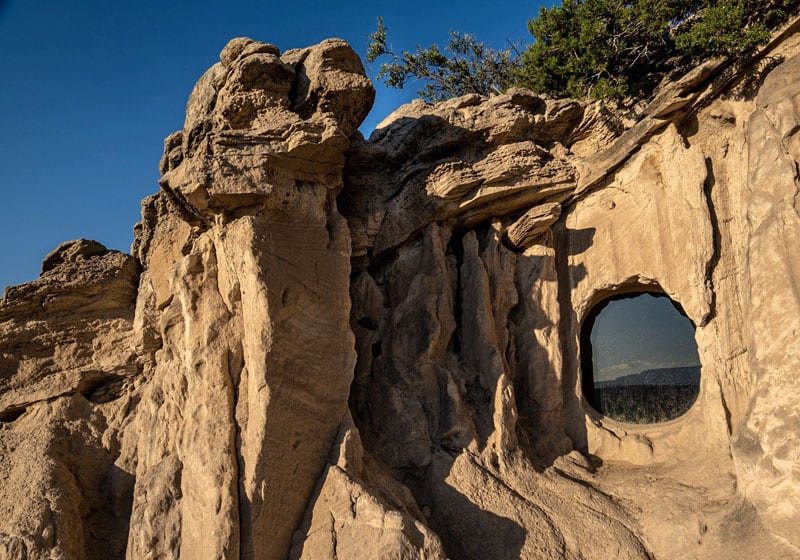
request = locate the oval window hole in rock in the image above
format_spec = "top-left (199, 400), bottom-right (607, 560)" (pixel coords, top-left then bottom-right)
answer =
top-left (580, 292), bottom-right (701, 424)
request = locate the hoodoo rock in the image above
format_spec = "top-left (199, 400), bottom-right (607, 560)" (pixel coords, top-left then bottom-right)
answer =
top-left (2, 21), bottom-right (800, 560)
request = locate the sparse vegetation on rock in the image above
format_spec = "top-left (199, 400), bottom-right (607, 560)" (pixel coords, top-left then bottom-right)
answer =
top-left (366, 17), bottom-right (520, 102)
top-left (368, 0), bottom-right (800, 101)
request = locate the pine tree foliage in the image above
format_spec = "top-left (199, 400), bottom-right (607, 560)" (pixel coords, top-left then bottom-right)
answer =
top-left (367, 0), bottom-right (799, 102)
top-left (515, 0), bottom-right (796, 99)
top-left (366, 17), bottom-right (520, 102)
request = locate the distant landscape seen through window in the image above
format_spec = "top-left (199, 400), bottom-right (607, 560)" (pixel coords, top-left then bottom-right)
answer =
top-left (581, 292), bottom-right (701, 424)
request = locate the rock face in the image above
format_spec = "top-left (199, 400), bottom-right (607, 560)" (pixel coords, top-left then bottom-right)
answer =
top-left (0, 240), bottom-right (139, 559)
top-left (2, 23), bottom-right (800, 560)
top-left (127, 37), bottom-right (372, 560)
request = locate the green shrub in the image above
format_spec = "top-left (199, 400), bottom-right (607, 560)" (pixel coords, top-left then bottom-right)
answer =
top-left (366, 17), bottom-right (519, 102)
top-left (368, 0), bottom-right (798, 102)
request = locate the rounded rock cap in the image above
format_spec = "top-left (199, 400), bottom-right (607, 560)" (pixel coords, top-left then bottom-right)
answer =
top-left (220, 37), bottom-right (280, 67)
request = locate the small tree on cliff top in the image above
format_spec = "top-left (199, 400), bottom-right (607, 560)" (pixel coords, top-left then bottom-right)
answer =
top-left (367, 0), bottom-right (798, 102)
top-left (366, 17), bottom-right (520, 102)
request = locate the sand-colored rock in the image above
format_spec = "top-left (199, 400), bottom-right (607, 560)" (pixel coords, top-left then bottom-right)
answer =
top-left (0, 240), bottom-right (138, 559)
top-left (3, 20), bottom-right (800, 560)
top-left (0, 240), bottom-right (139, 418)
top-left (341, 89), bottom-right (579, 265)
top-left (731, 49), bottom-right (800, 545)
top-left (290, 465), bottom-right (447, 560)
top-left (120, 37), bottom-right (372, 560)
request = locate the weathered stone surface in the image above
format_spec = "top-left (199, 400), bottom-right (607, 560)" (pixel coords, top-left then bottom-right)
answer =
top-left (4, 22), bottom-right (800, 560)
top-left (119, 36), bottom-right (370, 560)
top-left (0, 240), bottom-right (139, 417)
top-left (506, 201), bottom-right (561, 248)
top-left (0, 395), bottom-right (134, 560)
top-left (41, 239), bottom-right (109, 274)
top-left (290, 465), bottom-right (447, 560)
top-left (160, 36), bottom-right (373, 221)
top-left (731, 49), bottom-right (800, 546)
top-left (342, 90), bottom-right (581, 264)
top-left (2, 240), bottom-right (139, 320)
top-left (0, 240), bottom-right (138, 560)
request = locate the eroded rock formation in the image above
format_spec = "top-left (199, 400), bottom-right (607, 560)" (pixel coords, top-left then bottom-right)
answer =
top-left (2, 21), bottom-right (800, 560)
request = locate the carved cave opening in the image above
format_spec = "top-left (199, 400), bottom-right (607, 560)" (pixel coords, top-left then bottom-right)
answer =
top-left (580, 291), bottom-right (701, 424)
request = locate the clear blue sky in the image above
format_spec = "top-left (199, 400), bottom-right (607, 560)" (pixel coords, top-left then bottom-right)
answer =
top-left (590, 294), bottom-right (700, 382)
top-left (0, 0), bottom-right (542, 292)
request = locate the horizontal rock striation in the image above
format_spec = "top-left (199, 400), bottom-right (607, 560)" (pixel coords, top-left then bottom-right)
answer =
top-left (3, 19), bottom-right (800, 560)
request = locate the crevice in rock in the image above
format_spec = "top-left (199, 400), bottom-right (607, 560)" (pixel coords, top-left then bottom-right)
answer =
top-left (552, 213), bottom-right (585, 452)
top-left (330, 512), bottom-right (339, 560)
top-left (78, 371), bottom-right (138, 405)
top-left (370, 340), bottom-right (382, 360)
top-left (288, 59), bottom-right (314, 120)
top-left (702, 156), bottom-right (722, 326)
top-left (324, 199), bottom-right (337, 247)
top-left (362, 231), bottom-right (417, 281)
top-left (506, 292), bottom-right (532, 448)
top-left (132, 194), bottom-right (161, 265)
top-left (356, 317), bottom-right (378, 330)
top-left (160, 181), bottom-right (206, 228)
top-left (219, 198), bottom-right (272, 223)
top-left (446, 232), bottom-right (465, 355)
top-left (94, 463), bottom-right (135, 559)
top-left (230, 343), bottom-right (249, 560)
top-left (184, 120), bottom-right (214, 159)
top-left (717, 379), bottom-right (734, 437)
top-left (0, 406), bottom-right (25, 423)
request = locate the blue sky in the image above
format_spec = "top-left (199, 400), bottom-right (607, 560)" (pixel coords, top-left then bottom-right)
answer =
top-left (0, 0), bottom-right (542, 291)
top-left (590, 294), bottom-right (700, 382)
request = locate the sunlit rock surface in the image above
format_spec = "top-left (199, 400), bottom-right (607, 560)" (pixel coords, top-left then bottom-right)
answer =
top-left (2, 21), bottom-right (800, 559)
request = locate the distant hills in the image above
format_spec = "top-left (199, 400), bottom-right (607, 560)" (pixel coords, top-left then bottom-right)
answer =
top-left (596, 365), bottom-right (701, 389)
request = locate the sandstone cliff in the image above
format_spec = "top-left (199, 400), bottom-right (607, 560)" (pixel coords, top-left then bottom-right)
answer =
top-left (1, 20), bottom-right (800, 560)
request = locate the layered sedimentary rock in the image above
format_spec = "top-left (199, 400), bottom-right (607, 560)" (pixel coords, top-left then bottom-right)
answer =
top-left (0, 240), bottom-right (139, 559)
top-left (2, 20), bottom-right (800, 560)
top-left (125, 37), bottom-right (373, 560)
